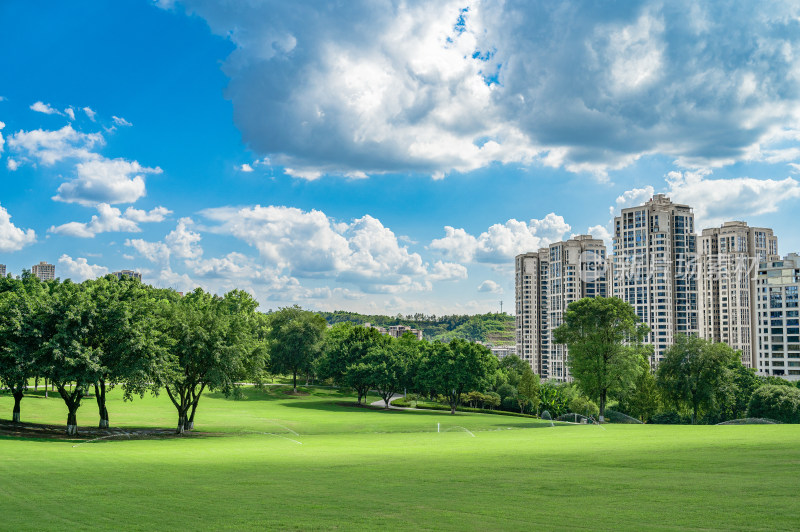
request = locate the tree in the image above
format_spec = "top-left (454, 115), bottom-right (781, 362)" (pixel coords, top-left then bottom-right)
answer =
top-left (364, 337), bottom-right (419, 408)
top-left (161, 288), bottom-right (262, 434)
top-left (420, 339), bottom-right (497, 414)
top-left (711, 361), bottom-right (762, 422)
top-left (539, 382), bottom-right (570, 418)
top-left (499, 354), bottom-right (528, 387)
top-left (517, 367), bottom-right (541, 414)
top-left (625, 367), bottom-right (660, 423)
top-left (656, 335), bottom-right (739, 424)
top-left (39, 280), bottom-right (100, 435)
top-left (319, 324), bottom-right (387, 403)
top-left (84, 276), bottom-right (167, 428)
top-left (0, 275), bottom-right (48, 423)
top-left (747, 385), bottom-right (800, 423)
top-left (553, 297), bottom-right (650, 422)
top-left (267, 306), bottom-right (327, 392)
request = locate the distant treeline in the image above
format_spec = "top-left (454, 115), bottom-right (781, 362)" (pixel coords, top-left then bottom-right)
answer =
top-left (316, 311), bottom-right (515, 344)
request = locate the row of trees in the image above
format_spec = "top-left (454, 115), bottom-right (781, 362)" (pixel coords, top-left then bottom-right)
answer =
top-left (553, 297), bottom-right (799, 424)
top-left (1, 276), bottom-right (518, 434)
top-left (0, 274), bottom-right (266, 434)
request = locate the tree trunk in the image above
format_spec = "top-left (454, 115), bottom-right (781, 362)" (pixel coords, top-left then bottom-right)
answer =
top-left (177, 414), bottom-right (186, 434)
top-left (66, 410), bottom-right (78, 436)
top-left (12, 391), bottom-right (23, 423)
top-left (44, 378), bottom-right (48, 398)
top-left (34, 377), bottom-right (38, 391)
top-left (293, 370), bottom-right (298, 392)
top-left (95, 381), bottom-right (109, 429)
top-left (599, 391), bottom-right (607, 423)
top-left (451, 404), bottom-right (456, 415)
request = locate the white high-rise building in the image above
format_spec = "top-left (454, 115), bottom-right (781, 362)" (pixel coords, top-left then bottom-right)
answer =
top-left (755, 253), bottom-right (800, 381)
top-left (0, 264), bottom-right (6, 277)
top-left (31, 261), bottom-right (55, 281)
top-left (515, 235), bottom-right (608, 380)
top-left (612, 194), bottom-right (698, 366)
top-left (698, 222), bottom-right (778, 367)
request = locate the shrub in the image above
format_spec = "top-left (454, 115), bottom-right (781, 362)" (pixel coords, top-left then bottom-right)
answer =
top-left (747, 385), bottom-right (800, 423)
top-left (650, 412), bottom-right (686, 425)
top-left (568, 396), bottom-right (599, 417)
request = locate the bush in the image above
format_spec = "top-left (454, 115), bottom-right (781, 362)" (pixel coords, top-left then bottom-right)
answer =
top-left (747, 385), bottom-right (800, 423)
top-left (650, 412), bottom-right (686, 425)
top-left (568, 396), bottom-right (599, 417)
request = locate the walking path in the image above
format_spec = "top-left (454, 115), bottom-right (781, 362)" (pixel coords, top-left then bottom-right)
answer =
top-left (369, 394), bottom-right (410, 410)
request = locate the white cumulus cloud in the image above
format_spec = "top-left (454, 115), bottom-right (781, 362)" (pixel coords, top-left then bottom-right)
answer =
top-left (430, 213), bottom-right (571, 264)
top-left (30, 101), bottom-right (62, 115)
top-left (477, 279), bottom-right (502, 294)
top-left (58, 254), bottom-right (109, 282)
top-left (0, 204), bottom-right (36, 252)
top-left (161, 0), bottom-right (800, 179)
top-left (49, 204), bottom-right (171, 238)
top-left (54, 158), bottom-right (161, 205)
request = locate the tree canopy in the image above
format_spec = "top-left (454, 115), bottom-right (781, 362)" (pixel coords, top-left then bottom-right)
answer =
top-left (553, 297), bottom-right (650, 422)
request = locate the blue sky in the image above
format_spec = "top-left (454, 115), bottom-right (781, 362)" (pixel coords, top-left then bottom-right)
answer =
top-left (2, 0), bottom-right (800, 315)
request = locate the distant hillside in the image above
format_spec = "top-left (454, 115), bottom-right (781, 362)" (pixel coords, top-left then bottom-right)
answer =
top-left (316, 311), bottom-right (515, 345)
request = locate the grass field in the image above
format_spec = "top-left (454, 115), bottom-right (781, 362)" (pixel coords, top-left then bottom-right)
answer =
top-left (1, 386), bottom-right (798, 530)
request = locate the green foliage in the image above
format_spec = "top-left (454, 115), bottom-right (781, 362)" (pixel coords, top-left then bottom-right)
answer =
top-left (553, 297), bottom-right (650, 420)
top-left (318, 324), bottom-right (388, 403)
top-left (267, 306), bottom-right (327, 392)
top-left (496, 383), bottom-right (517, 402)
top-left (649, 411), bottom-right (687, 425)
top-left (568, 395), bottom-right (599, 418)
top-left (363, 337), bottom-right (420, 407)
top-left (747, 385), bottom-right (800, 423)
top-left (539, 382), bottom-right (570, 418)
top-left (316, 310), bottom-right (515, 344)
top-left (656, 335), bottom-right (740, 424)
top-left (419, 339), bottom-right (498, 414)
top-left (161, 288), bottom-right (263, 433)
top-left (517, 367), bottom-right (541, 414)
top-left (622, 366), bottom-right (660, 423)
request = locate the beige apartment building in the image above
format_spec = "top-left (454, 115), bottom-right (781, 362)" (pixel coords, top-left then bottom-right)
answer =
top-left (698, 222), bottom-right (778, 367)
top-left (113, 270), bottom-right (143, 281)
top-left (515, 235), bottom-right (608, 380)
top-left (611, 194), bottom-right (698, 365)
top-left (755, 253), bottom-right (800, 380)
top-left (31, 261), bottom-right (55, 281)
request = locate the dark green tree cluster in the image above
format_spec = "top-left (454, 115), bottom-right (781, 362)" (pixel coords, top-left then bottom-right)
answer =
top-left (317, 323), bottom-right (498, 413)
top-left (0, 274), bottom-right (266, 435)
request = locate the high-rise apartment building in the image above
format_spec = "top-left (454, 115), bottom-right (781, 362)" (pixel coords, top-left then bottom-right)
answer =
top-left (755, 253), bottom-right (800, 381)
top-left (612, 194), bottom-right (698, 365)
top-left (516, 250), bottom-right (547, 375)
top-left (698, 222), bottom-right (778, 367)
top-left (0, 264), bottom-right (5, 277)
top-left (31, 261), bottom-right (55, 281)
top-left (113, 270), bottom-right (143, 281)
top-left (515, 235), bottom-right (608, 380)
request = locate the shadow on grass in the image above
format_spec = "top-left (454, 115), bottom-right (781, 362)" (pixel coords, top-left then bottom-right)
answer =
top-left (205, 386), bottom-right (354, 403)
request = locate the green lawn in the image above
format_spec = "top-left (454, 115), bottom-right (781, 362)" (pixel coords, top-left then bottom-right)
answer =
top-left (0, 386), bottom-right (798, 530)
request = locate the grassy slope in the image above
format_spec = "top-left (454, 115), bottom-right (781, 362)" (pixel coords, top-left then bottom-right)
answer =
top-left (0, 387), bottom-right (798, 530)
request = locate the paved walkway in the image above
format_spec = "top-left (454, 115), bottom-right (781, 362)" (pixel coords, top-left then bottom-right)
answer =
top-left (369, 394), bottom-right (409, 410)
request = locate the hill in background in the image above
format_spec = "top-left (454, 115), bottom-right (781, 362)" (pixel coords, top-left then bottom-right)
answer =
top-left (316, 311), bottom-right (515, 345)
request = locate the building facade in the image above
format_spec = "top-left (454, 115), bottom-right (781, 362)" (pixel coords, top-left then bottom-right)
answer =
top-left (698, 222), bottom-right (778, 367)
top-left (113, 270), bottom-right (143, 281)
top-left (515, 235), bottom-right (608, 380)
top-left (0, 264), bottom-right (5, 277)
top-left (755, 253), bottom-right (800, 381)
top-left (31, 261), bottom-right (55, 281)
top-left (612, 194), bottom-right (698, 366)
